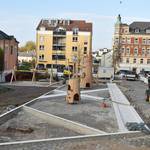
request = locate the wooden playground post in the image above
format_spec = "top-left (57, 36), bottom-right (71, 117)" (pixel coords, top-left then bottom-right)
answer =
top-left (10, 66), bottom-right (17, 84)
top-left (32, 68), bottom-right (36, 82)
top-left (49, 64), bottom-right (53, 85)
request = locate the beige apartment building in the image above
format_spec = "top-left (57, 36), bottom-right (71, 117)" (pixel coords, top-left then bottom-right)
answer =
top-left (36, 19), bottom-right (92, 71)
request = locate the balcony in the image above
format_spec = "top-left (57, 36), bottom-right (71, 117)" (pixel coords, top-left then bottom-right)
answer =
top-left (53, 46), bottom-right (66, 51)
top-left (53, 31), bottom-right (66, 37)
top-left (53, 43), bottom-right (66, 47)
top-left (52, 50), bottom-right (65, 55)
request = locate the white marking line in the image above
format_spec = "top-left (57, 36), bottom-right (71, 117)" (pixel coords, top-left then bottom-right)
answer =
top-left (0, 131), bottom-right (140, 146)
top-left (81, 94), bottom-right (105, 101)
top-left (0, 85), bottom-right (62, 119)
top-left (54, 89), bottom-right (66, 94)
top-left (39, 93), bottom-right (66, 99)
top-left (23, 106), bottom-right (106, 135)
top-left (108, 83), bottom-right (144, 132)
top-left (46, 81), bottom-right (62, 87)
top-left (42, 84), bottom-right (66, 96)
top-left (81, 88), bottom-right (108, 94)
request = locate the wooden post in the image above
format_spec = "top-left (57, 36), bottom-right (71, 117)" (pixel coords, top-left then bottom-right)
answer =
top-left (10, 66), bottom-right (17, 84)
top-left (68, 59), bottom-right (70, 80)
top-left (49, 64), bottom-right (53, 85)
top-left (32, 69), bottom-right (36, 82)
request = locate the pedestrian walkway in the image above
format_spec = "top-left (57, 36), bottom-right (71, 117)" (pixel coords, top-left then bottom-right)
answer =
top-left (108, 83), bottom-right (144, 132)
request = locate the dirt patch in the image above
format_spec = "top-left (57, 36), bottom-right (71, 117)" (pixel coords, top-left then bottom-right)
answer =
top-left (0, 85), bottom-right (54, 115)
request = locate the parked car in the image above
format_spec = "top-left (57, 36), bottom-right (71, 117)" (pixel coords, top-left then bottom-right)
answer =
top-left (115, 70), bottom-right (129, 79)
top-left (126, 71), bottom-right (137, 81)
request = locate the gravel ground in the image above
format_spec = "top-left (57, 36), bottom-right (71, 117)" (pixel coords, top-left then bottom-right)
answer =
top-left (117, 80), bottom-right (150, 124)
top-left (30, 94), bottom-right (118, 133)
top-left (0, 134), bottom-right (150, 150)
top-left (0, 110), bottom-right (81, 143)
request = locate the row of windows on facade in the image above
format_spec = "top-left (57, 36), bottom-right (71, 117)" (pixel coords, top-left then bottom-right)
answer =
top-left (39, 45), bottom-right (88, 54)
top-left (117, 28), bottom-right (150, 34)
top-left (121, 48), bottom-right (150, 55)
top-left (124, 58), bottom-right (150, 64)
top-left (40, 36), bottom-right (88, 44)
top-left (3, 45), bottom-right (16, 55)
top-left (134, 28), bottom-right (150, 34)
top-left (39, 55), bottom-right (66, 61)
top-left (115, 38), bottom-right (150, 44)
top-left (40, 26), bottom-right (79, 35)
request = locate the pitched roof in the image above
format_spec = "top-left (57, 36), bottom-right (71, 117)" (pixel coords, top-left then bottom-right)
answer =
top-left (130, 22), bottom-right (150, 29)
top-left (18, 51), bottom-right (36, 57)
top-left (0, 30), bottom-right (19, 43)
top-left (0, 30), bottom-right (11, 40)
top-left (37, 19), bottom-right (92, 32)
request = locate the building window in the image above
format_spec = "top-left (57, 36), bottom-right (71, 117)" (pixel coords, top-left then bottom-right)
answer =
top-left (147, 49), bottom-right (150, 55)
top-left (72, 37), bottom-right (78, 42)
top-left (84, 42), bottom-right (88, 45)
top-left (39, 54), bottom-right (44, 60)
top-left (39, 45), bottom-right (44, 50)
top-left (72, 46), bottom-right (77, 52)
top-left (40, 36), bottom-right (44, 43)
top-left (84, 47), bottom-right (87, 54)
top-left (134, 48), bottom-right (138, 55)
top-left (146, 29), bottom-right (150, 34)
top-left (133, 58), bottom-right (136, 64)
top-left (135, 29), bottom-right (140, 33)
top-left (126, 58), bottom-right (129, 63)
top-left (126, 48), bottom-right (130, 54)
top-left (10, 46), bottom-right (13, 54)
top-left (121, 38), bottom-right (126, 44)
top-left (147, 59), bottom-right (150, 64)
top-left (42, 54), bottom-right (44, 60)
top-left (52, 55), bottom-right (65, 60)
top-left (127, 38), bottom-right (130, 44)
top-left (134, 38), bottom-right (138, 44)
top-left (72, 28), bottom-right (79, 35)
top-left (140, 59), bottom-right (143, 64)
top-left (147, 39), bottom-right (150, 44)
top-left (142, 39), bottom-right (146, 44)
top-left (142, 48), bottom-right (145, 55)
top-left (122, 48), bottom-right (125, 53)
top-left (115, 38), bottom-right (119, 44)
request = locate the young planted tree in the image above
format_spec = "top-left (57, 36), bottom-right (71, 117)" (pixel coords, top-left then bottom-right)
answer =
top-left (19, 41), bottom-right (36, 52)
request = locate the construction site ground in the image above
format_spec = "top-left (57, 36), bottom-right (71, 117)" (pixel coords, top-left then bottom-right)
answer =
top-left (0, 81), bottom-right (55, 115)
top-left (118, 80), bottom-right (150, 126)
top-left (0, 80), bottom-right (149, 150)
top-left (1, 133), bottom-right (150, 150)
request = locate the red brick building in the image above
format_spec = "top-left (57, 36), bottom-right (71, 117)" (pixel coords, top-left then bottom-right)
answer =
top-left (0, 30), bottom-right (19, 72)
top-left (113, 15), bottom-right (150, 73)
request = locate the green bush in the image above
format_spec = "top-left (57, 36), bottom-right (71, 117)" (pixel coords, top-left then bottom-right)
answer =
top-left (18, 62), bottom-right (32, 71)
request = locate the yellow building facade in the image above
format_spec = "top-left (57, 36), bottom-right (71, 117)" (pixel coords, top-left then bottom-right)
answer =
top-left (36, 19), bottom-right (92, 72)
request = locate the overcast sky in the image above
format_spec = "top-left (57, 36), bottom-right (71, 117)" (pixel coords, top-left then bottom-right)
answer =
top-left (1, 0), bottom-right (150, 50)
